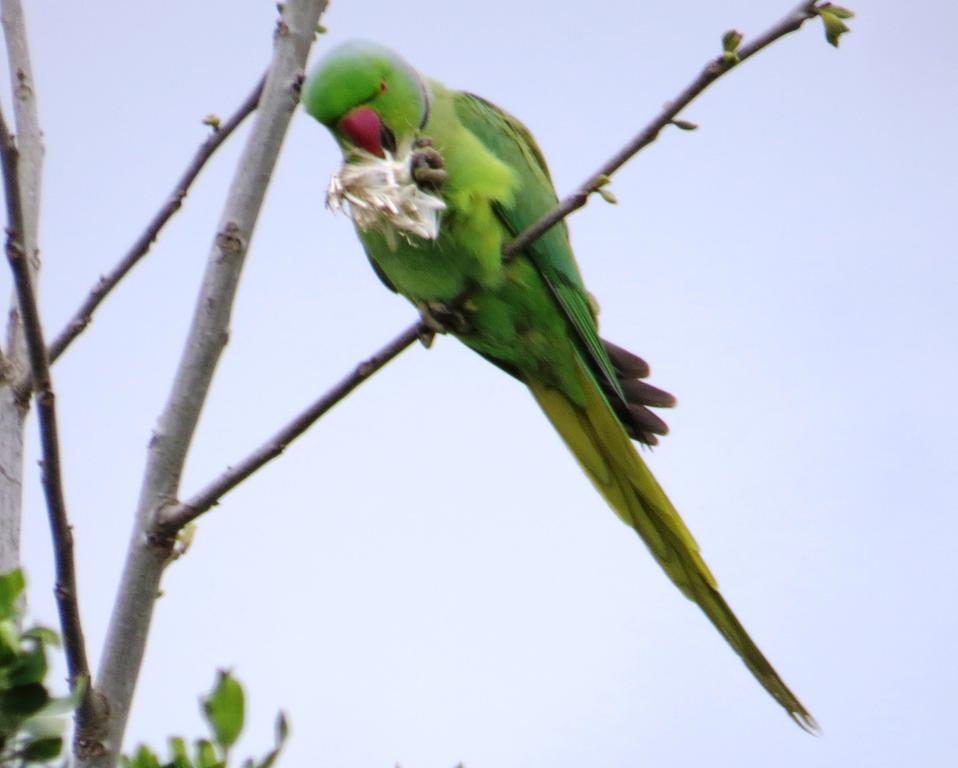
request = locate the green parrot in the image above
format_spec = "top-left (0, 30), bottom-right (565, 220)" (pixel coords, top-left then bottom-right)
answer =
top-left (302, 40), bottom-right (816, 731)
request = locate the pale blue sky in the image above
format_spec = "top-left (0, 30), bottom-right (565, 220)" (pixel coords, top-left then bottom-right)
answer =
top-left (10, 1), bottom-right (958, 766)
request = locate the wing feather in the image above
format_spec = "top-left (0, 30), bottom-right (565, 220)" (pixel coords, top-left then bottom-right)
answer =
top-left (453, 92), bottom-right (625, 402)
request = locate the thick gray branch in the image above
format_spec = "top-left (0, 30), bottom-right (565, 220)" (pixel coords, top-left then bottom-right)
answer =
top-left (0, 0), bottom-right (43, 575)
top-left (82, 3), bottom-right (328, 766)
top-left (0, 0), bottom-right (39, 249)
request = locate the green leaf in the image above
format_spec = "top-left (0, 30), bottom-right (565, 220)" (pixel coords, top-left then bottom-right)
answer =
top-left (720, 29), bottom-right (742, 64)
top-left (20, 713), bottom-right (67, 739)
top-left (722, 29), bottom-right (743, 53)
top-left (8, 643), bottom-right (47, 686)
top-left (0, 570), bottom-right (25, 620)
top-left (274, 712), bottom-right (288, 747)
top-left (33, 693), bottom-right (79, 718)
top-left (590, 175), bottom-right (617, 205)
top-left (168, 736), bottom-right (192, 768)
top-left (0, 683), bottom-right (48, 717)
top-left (252, 712), bottom-right (289, 768)
top-left (819, 8), bottom-right (852, 47)
top-left (128, 744), bottom-right (161, 768)
top-left (822, 3), bottom-right (855, 19)
top-left (22, 627), bottom-right (60, 648)
top-left (597, 188), bottom-right (617, 204)
top-left (20, 735), bottom-right (62, 762)
top-left (202, 671), bottom-right (244, 750)
top-left (255, 748), bottom-right (280, 768)
top-left (193, 739), bottom-right (221, 768)
top-left (0, 619), bottom-right (19, 664)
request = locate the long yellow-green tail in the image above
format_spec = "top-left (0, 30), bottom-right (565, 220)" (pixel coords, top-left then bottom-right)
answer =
top-left (529, 354), bottom-right (818, 732)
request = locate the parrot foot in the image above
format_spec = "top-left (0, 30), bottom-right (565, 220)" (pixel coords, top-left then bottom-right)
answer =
top-left (417, 326), bottom-right (436, 348)
top-left (410, 136), bottom-right (447, 192)
top-left (418, 300), bottom-right (472, 336)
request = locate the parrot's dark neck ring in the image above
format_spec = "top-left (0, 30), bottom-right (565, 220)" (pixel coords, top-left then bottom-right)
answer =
top-left (415, 71), bottom-right (430, 129)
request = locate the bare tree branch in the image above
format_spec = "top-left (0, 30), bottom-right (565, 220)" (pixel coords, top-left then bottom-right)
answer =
top-left (501, 0), bottom-right (821, 261)
top-left (80, 4), bottom-right (329, 766)
top-left (0, 0), bottom-right (39, 263)
top-left (150, 1), bottom-right (826, 534)
top-left (0, 104), bottom-right (100, 743)
top-left (0, 0), bottom-right (42, 577)
top-left (158, 321), bottom-right (423, 532)
top-left (6, 75), bottom-right (267, 404)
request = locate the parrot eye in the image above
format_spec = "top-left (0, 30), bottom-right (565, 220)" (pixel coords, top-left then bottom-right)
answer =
top-left (379, 124), bottom-right (397, 155)
top-left (379, 78), bottom-right (388, 94)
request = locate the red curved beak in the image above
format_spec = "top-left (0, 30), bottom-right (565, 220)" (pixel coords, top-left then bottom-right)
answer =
top-left (338, 105), bottom-right (384, 157)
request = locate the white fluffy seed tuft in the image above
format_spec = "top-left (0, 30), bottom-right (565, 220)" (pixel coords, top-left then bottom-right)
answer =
top-left (326, 145), bottom-right (446, 249)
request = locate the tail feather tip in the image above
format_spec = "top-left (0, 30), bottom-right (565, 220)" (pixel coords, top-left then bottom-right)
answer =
top-left (791, 709), bottom-right (821, 736)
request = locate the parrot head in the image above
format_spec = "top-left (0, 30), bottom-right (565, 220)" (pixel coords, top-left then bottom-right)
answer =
top-left (302, 40), bottom-right (428, 158)
top-left (303, 41), bottom-right (445, 245)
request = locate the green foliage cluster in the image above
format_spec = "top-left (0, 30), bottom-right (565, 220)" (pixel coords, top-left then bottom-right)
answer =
top-left (0, 570), bottom-right (69, 767)
top-left (120, 671), bottom-right (288, 768)
top-left (0, 571), bottom-right (286, 768)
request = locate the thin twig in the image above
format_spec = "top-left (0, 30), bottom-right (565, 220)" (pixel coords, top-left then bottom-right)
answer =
top-left (152, 1), bottom-right (824, 534)
top-left (49, 76), bottom-right (264, 365)
top-left (502, 0), bottom-right (820, 261)
top-left (0, 105), bottom-right (96, 727)
top-left (157, 322), bottom-right (422, 532)
top-left (9, 75), bottom-right (266, 400)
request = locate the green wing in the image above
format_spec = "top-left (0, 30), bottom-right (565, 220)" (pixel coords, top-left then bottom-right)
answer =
top-left (453, 92), bottom-right (626, 403)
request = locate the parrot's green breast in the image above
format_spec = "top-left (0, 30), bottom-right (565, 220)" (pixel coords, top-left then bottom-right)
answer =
top-left (356, 78), bottom-right (587, 395)
top-left (360, 224), bottom-right (585, 396)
